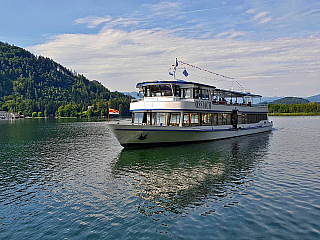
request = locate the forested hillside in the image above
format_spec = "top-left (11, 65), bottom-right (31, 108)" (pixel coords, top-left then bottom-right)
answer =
top-left (0, 41), bottom-right (131, 116)
top-left (268, 102), bottom-right (320, 114)
top-left (271, 97), bottom-right (309, 104)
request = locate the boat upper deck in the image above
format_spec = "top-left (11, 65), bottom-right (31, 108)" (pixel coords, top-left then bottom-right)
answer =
top-left (134, 79), bottom-right (265, 108)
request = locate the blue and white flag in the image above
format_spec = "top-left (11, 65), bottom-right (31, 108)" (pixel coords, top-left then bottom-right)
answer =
top-left (183, 69), bottom-right (188, 77)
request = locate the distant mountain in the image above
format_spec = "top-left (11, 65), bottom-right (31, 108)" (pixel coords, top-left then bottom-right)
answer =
top-left (307, 94), bottom-right (320, 102)
top-left (122, 91), bottom-right (138, 99)
top-left (260, 96), bottom-right (282, 103)
top-left (0, 41), bottom-right (131, 116)
top-left (271, 97), bottom-right (309, 104)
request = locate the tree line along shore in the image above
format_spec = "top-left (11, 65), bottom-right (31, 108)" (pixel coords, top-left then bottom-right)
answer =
top-left (268, 102), bottom-right (320, 116)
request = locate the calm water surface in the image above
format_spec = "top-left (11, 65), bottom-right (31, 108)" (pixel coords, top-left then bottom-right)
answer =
top-left (0, 117), bottom-right (319, 239)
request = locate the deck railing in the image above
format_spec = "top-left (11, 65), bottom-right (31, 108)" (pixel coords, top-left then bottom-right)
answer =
top-left (132, 97), bottom-right (268, 108)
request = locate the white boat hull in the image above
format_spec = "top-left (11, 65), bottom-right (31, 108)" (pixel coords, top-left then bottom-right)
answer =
top-left (108, 121), bottom-right (273, 147)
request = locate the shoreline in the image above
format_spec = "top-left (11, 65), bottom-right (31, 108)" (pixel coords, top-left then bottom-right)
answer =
top-left (268, 113), bottom-right (320, 116)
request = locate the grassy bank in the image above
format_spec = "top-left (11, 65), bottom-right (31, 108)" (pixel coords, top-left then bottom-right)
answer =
top-left (269, 112), bottom-right (320, 116)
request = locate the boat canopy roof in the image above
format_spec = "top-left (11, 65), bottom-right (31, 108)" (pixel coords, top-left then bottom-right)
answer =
top-left (214, 88), bottom-right (262, 98)
top-left (136, 79), bottom-right (262, 98)
top-left (136, 79), bottom-right (215, 89)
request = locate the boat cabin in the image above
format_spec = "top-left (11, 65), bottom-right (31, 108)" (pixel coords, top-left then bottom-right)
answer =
top-left (132, 80), bottom-right (268, 127)
top-left (136, 80), bottom-right (261, 105)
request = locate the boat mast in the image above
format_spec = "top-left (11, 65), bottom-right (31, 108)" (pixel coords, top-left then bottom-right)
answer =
top-left (173, 58), bottom-right (178, 80)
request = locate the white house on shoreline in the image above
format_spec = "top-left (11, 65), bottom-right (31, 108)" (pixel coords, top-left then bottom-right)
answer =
top-left (0, 111), bottom-right (22, 120)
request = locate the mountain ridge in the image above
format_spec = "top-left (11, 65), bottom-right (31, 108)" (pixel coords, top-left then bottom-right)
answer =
top-left (0, 41), bottom-right (131, 116)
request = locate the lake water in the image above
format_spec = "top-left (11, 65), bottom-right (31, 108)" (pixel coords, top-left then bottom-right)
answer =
top-left (0, 116), bottom-right (319, 239)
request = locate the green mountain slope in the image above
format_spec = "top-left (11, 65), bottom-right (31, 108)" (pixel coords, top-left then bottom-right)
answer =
top-left (0, 41), bottom-right (131, 116)
top-left (271, 97), bottom-right (309, 104)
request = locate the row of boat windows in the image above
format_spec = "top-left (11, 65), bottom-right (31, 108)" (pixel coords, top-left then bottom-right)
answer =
top-left (141, 85), bottom-right (252, 104)
top-left (132, 112), bottom-right (268, 126)
top-left (142, 85), bottom-right (209, 99)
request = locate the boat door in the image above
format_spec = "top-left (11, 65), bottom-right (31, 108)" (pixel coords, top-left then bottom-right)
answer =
top-left (231, 110), bottom-right (238, 129)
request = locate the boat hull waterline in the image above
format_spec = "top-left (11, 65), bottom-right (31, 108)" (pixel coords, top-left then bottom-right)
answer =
top-left (108, 121), bottom-right (273, 147)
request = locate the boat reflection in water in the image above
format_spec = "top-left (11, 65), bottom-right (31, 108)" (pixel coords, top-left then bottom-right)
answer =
top-left (114, 132), bottom-right (271, 216)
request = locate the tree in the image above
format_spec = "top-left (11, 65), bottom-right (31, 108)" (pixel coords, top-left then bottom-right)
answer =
top-left (87, 108), bottom-right (93, 117)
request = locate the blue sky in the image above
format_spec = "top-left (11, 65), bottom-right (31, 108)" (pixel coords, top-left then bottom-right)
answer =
top-left (1, 0), bottom-right (320, 97)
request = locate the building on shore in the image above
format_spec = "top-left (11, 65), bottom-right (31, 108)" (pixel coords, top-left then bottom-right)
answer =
top-left (0, 111), bottom-right (22, 120)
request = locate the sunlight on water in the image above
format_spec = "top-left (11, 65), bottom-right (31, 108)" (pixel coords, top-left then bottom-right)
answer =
top-left (0, 117), bottom-right (319, 239)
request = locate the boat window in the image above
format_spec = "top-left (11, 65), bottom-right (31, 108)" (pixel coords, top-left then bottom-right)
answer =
top-left (150, 85), bottom-right (160, 97)
top-left (210, 113), bottom-right (218, 125)
top-left (190, 113), bottom-right (200, 126)
top-left (133, 112), bottom-right (144, 124)
top-left (183, 113), bottom-right (190, 126)
top-left (151, 112), bottom-right (169, 126)
top-left (149, 84), bottom-right (172, 97)
top-left (202, 89), bottom-right (209, 100)
top-left (194, 88), bottom-right (201, 99)
top-left (202, 113), bottom-right (218, 126)
top-left (238, 114), bottom-right (248, 124)
top-left (202, 113), bottom-right (209, 125)
top-left (245, 114), bottom-right (267, 123)
top-left (222, 113), bottom-right (231, 125)
top-left (181, 88), bottom-right (192, 98)
top-left (174, 85), bottom-right (181, 97)
top-left (142, 87), bottom-right (151, 97)
top-left (170, 113), bottom-right (180, 126)
top-left (238, 114), bottom-right (243, 124)
top-left (218, 113), bottom-right (223, 125)
top-left (161, 85), bottom-right (173, 96)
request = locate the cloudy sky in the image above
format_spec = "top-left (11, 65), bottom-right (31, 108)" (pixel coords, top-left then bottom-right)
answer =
top-left (1, 0), bottom-right (320, 97)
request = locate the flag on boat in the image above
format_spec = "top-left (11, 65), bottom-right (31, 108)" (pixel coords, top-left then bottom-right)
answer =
top-left (109, 108), bottom-right (119, 115)
top-left (183, 69), bottom-right (188, 77)
top-left (168, 67), bottom-right (174, 76)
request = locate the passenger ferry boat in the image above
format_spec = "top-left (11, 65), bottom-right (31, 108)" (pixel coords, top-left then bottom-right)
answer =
top-left (109, 61), bottom-right (273, 147)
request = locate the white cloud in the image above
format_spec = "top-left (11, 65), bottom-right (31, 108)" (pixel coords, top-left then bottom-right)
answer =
top-left (74, 16), bottom-right (112, 28)
top-left (215, 29), bottom-right (247, 39)
top-left (215, 31), bottom-right (229, 38)
top-left (300, 8), bottom-right (320, 17)
top-left (100, 17), bottom-right (141, 29)
top-left (259, 16), bottom-right (272, 24)
top-left (253, 12), bottom-right (268, 20)
top-left (28, 27), bottom-right (320, 97)
top-left (142, 1), bottom-right (181, 16)
top-left (246, 8), bottom-right (256, 14)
